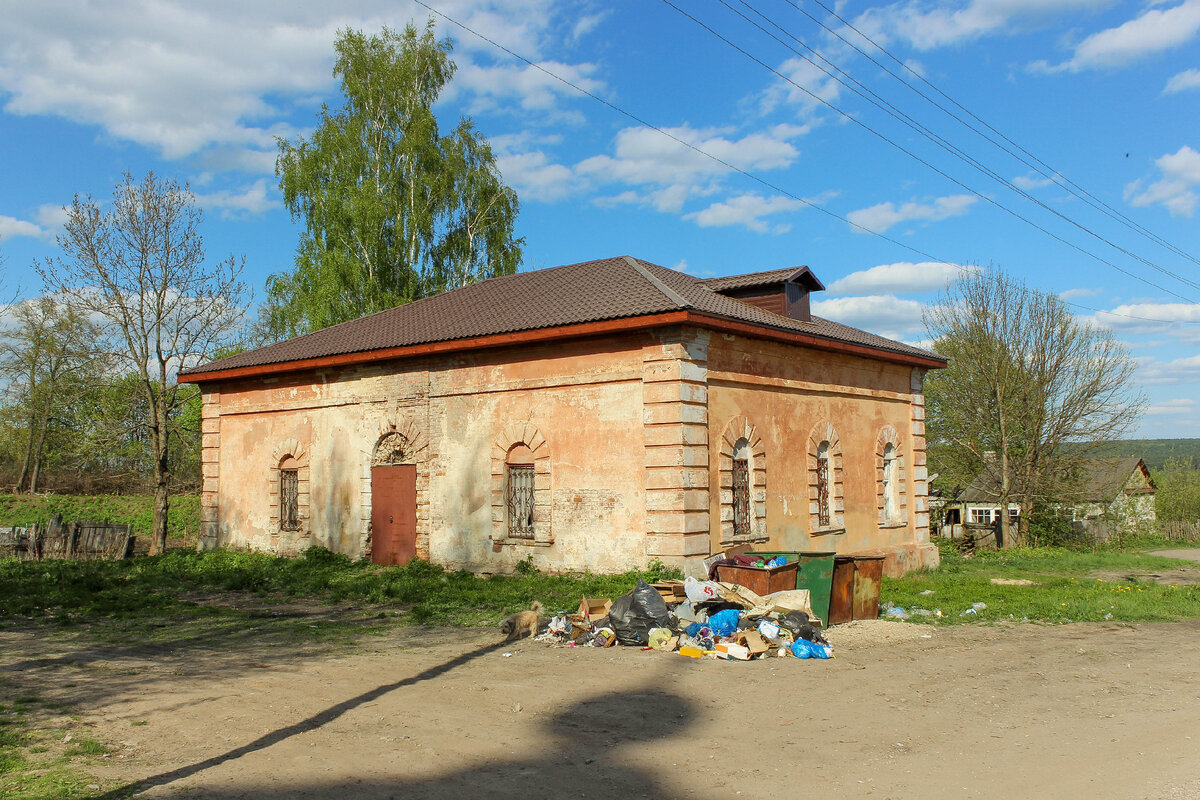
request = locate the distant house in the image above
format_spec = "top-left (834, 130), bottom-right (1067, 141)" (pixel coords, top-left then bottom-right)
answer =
top-left (180, 256), bottom-right (947, 577)
top-left (939, 456), bottom-right (1157, 540)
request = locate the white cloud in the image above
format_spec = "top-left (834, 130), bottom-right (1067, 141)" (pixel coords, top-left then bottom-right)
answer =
top-left (496, 151), bottom-right (576, 202)
top-left (1136, 354), bottom-right (1200, 385)
top-left (1086, 300), bottom-right (1200, 345)
top-left (683, 194), bottom-right (805, 233)
top-left (1013, 172), bottom-right (1058, 190)
top-left (760, 57), bottom-right (843, 115)
top-left (1124, 145), bottom-right (1200, 217)
top-left (1031, 0), bottom-right (1200, 73)
top-left (577, 125), bottom-right (800, 190)
top-left (450, 60), bottom-right (604, 112)
top-left (1165, 68), bottom-right (1200, 93)
top-left (1147, 397), bottom-right (1197, 414)
top-left (1059, 286), bottom-right (1103, 300)
top-left (852, 0), bottom-right (1110, 50)
top-left (826, 261), bottom-right (974, 295)
top-left (0, 215), bottom-right (45, 241)
top-left (34, 204), bottom-right (70, 230)
top-left (0, 1), bottom-right (585, 171)
top-left (192, 179), bottom-right (280, 218)
top-left (810, 294), bottom-right (926, 340)
top-left (846, 194), bottom-right (977, 234)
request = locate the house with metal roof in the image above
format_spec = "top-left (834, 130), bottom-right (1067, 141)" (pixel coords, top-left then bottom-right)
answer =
top-left (181, 256), bottom-right (946, 577)
top-left (939, 456), bottom-right (1157, 542)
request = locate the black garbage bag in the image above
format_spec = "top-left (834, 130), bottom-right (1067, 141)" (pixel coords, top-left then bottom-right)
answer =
top-left (779, 610), bottom-right (828, 645)
top-left (609, 580), bottom-right (672, 646)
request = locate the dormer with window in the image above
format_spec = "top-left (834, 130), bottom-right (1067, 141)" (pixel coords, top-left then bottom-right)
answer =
top-left (702, 266), bottom-right (825, 322)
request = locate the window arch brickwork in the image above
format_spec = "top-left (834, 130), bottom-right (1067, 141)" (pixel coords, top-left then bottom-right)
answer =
top-left (268, 437), bottom-right (310, 542)
top-left (491, 423), bottom-right (552, 546)
top-left (807, 422), bottom-right (844, 534)
top-left (717, 416), bottom-right (766, 543)
top-left (875, 425), bottom-right (907, 526)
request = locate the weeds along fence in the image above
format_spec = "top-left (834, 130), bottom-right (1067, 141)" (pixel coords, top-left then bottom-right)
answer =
top-left (0, 516), bottom-right (135, 561)
top-left (1158, 520), bottom-right (1200, 542)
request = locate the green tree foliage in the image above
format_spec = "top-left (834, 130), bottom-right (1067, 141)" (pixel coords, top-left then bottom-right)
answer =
top-left (1153, 458), bottom-right (1200, 522)
top-left (0, 296), bottom-right (106, 493)
top-left (924, 268), bottom-right (1145, 546)
top-left (267, 21), bottom-right (523, 336)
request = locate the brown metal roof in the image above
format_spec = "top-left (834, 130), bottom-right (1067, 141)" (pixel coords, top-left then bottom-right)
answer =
top-left (959, 457), bottom-right (1154, 504)
top-left (182, 255), bottom-right (943, 378)
top-left (701, 268), bottom-right (801, 291)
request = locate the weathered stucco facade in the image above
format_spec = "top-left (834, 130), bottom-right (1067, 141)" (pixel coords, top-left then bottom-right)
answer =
top-left (197, 323), bottom-right (937, 577)
top-left (188, 257), bottom-right (944, 577)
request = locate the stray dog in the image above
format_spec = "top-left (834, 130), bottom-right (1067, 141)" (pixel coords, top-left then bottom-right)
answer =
top-left (500, 601), bottom-right (544, 642)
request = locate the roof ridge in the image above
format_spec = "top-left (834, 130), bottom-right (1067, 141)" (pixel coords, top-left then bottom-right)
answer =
top-left (621, 256), bottom-right (694, 310)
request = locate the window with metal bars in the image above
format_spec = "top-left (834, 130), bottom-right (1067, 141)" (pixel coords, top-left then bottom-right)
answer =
top-left (732, 456), bottom-right (751, 538)
top-left (816, 450), bottom-right (831, 528)
top-left (280, 469), bottom-right (300, 531)
top-left (506, 464), bottom-right (535, 539)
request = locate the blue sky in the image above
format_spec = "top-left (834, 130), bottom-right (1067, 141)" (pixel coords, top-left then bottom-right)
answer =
top-left (0, 0), bottom-right (1198, 437)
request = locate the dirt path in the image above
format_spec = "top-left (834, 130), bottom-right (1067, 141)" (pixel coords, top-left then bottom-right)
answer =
top-left (1153, 548), bottom-right (1200, 564)
top-left (4, 617), bottom-right (1200, 800)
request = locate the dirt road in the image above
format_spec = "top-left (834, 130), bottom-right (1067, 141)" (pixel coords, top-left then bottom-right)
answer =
top-left (4, 615), bottom-right (1200, 800)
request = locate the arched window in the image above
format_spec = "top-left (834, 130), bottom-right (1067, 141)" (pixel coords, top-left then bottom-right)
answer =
top-left (731, 438), bottom-right (751, 539)
top-left (279, 456), bottom-right (300, 531)
top-left (882, 444), bottom-right (898, 521)
top-left (875, 426), bottom-right (907, 527)
top-left (816, 441), bottom-right (832, 528)
top-left (506, 444), bottom-right (536, 539)
top-left (807, 422), bottom-right (844, 534)
top-left (269, 437), bottom-right (309, 540)
top-left (491, 424), bottom-right (552, 546)
top-left (717, 417), bottom-right (766, 543)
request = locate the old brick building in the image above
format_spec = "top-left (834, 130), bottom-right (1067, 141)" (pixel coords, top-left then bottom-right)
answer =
top-left (181, 256), bottom-right (945, 577)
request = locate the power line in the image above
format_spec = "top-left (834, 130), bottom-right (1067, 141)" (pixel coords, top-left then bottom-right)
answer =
top-left (723, 0), bottom-right (1200, 294)
top-left (661, 0), bottom-right (1198, 304)
top-left (408, 0), bottom-right (1199, 326)
top-left (792, 0), bottom-right (1200, 272)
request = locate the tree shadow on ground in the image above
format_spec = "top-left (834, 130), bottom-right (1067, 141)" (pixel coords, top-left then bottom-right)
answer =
top-left (0, 598), bottom-right (426, 715)
top-left (102, 656), bottom-right (697, 800)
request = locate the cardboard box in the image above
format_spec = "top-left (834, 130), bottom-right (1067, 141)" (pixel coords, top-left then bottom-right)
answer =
top-left (650, 580), bottom-right (687, 600)
top-left (735, 630), bottom-right (771, 656)
top-left (577, 597), bottom-right (612, 621)
top-left (715, 643), bottom-right (750, 661)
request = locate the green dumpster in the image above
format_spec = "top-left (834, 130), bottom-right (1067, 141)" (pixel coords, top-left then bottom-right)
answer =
top-left (747, 550), bottom-right (836, 626)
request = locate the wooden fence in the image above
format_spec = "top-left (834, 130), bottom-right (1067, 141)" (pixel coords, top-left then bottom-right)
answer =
top-left (1158, 520), bottom-right (1200, 542)
top-left (0, 516), bottom-right (135, 561)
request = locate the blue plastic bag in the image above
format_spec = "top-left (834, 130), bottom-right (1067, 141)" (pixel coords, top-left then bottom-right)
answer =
top-left (790, 639), bottom-right (833, 659)
top-left (707, 609), bottom-right (741, 638)
top-left (765, 556), bottom-right (787, 568)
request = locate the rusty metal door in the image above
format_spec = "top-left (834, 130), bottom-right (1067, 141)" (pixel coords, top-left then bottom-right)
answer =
top-left (371, 464), bottom-right (417, 565)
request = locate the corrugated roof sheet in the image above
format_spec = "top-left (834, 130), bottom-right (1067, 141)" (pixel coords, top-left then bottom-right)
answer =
top-left (959, 457), bottom-right (1151, 503)
top-left (184, 255), bottom-right (942, 377)
top-left (700, 268), bottom-right (800, 291)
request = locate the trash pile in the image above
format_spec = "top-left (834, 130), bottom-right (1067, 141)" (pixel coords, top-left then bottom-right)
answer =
top-left (535, 576), bottom-right (832, 661)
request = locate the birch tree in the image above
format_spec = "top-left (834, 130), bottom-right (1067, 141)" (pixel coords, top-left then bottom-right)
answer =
top-left (268, 21), bottom-right (522, 336)
top-left (39, 172), bottom-right (247, 554)
top-left (0, 296), bottom-right (105, 493)
top-left (924, 268), bottom-right (1144, 546)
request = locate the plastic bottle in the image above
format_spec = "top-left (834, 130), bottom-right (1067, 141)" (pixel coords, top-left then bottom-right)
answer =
top-left (678, 645), bottom-right (704, 658)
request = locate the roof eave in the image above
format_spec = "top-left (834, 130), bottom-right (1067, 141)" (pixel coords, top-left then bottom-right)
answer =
top-left (180, 307), bottom-right (945, 384)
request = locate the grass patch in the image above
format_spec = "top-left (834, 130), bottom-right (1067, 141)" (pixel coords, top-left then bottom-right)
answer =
top-left (0, 494), bottom-right (200, 547)
top-left (0, 697), bottom-right (120, 800)
top-left (0, 547), bottom-right (681, 630)
top-left (882, 539), bottom-right (1200, 624)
